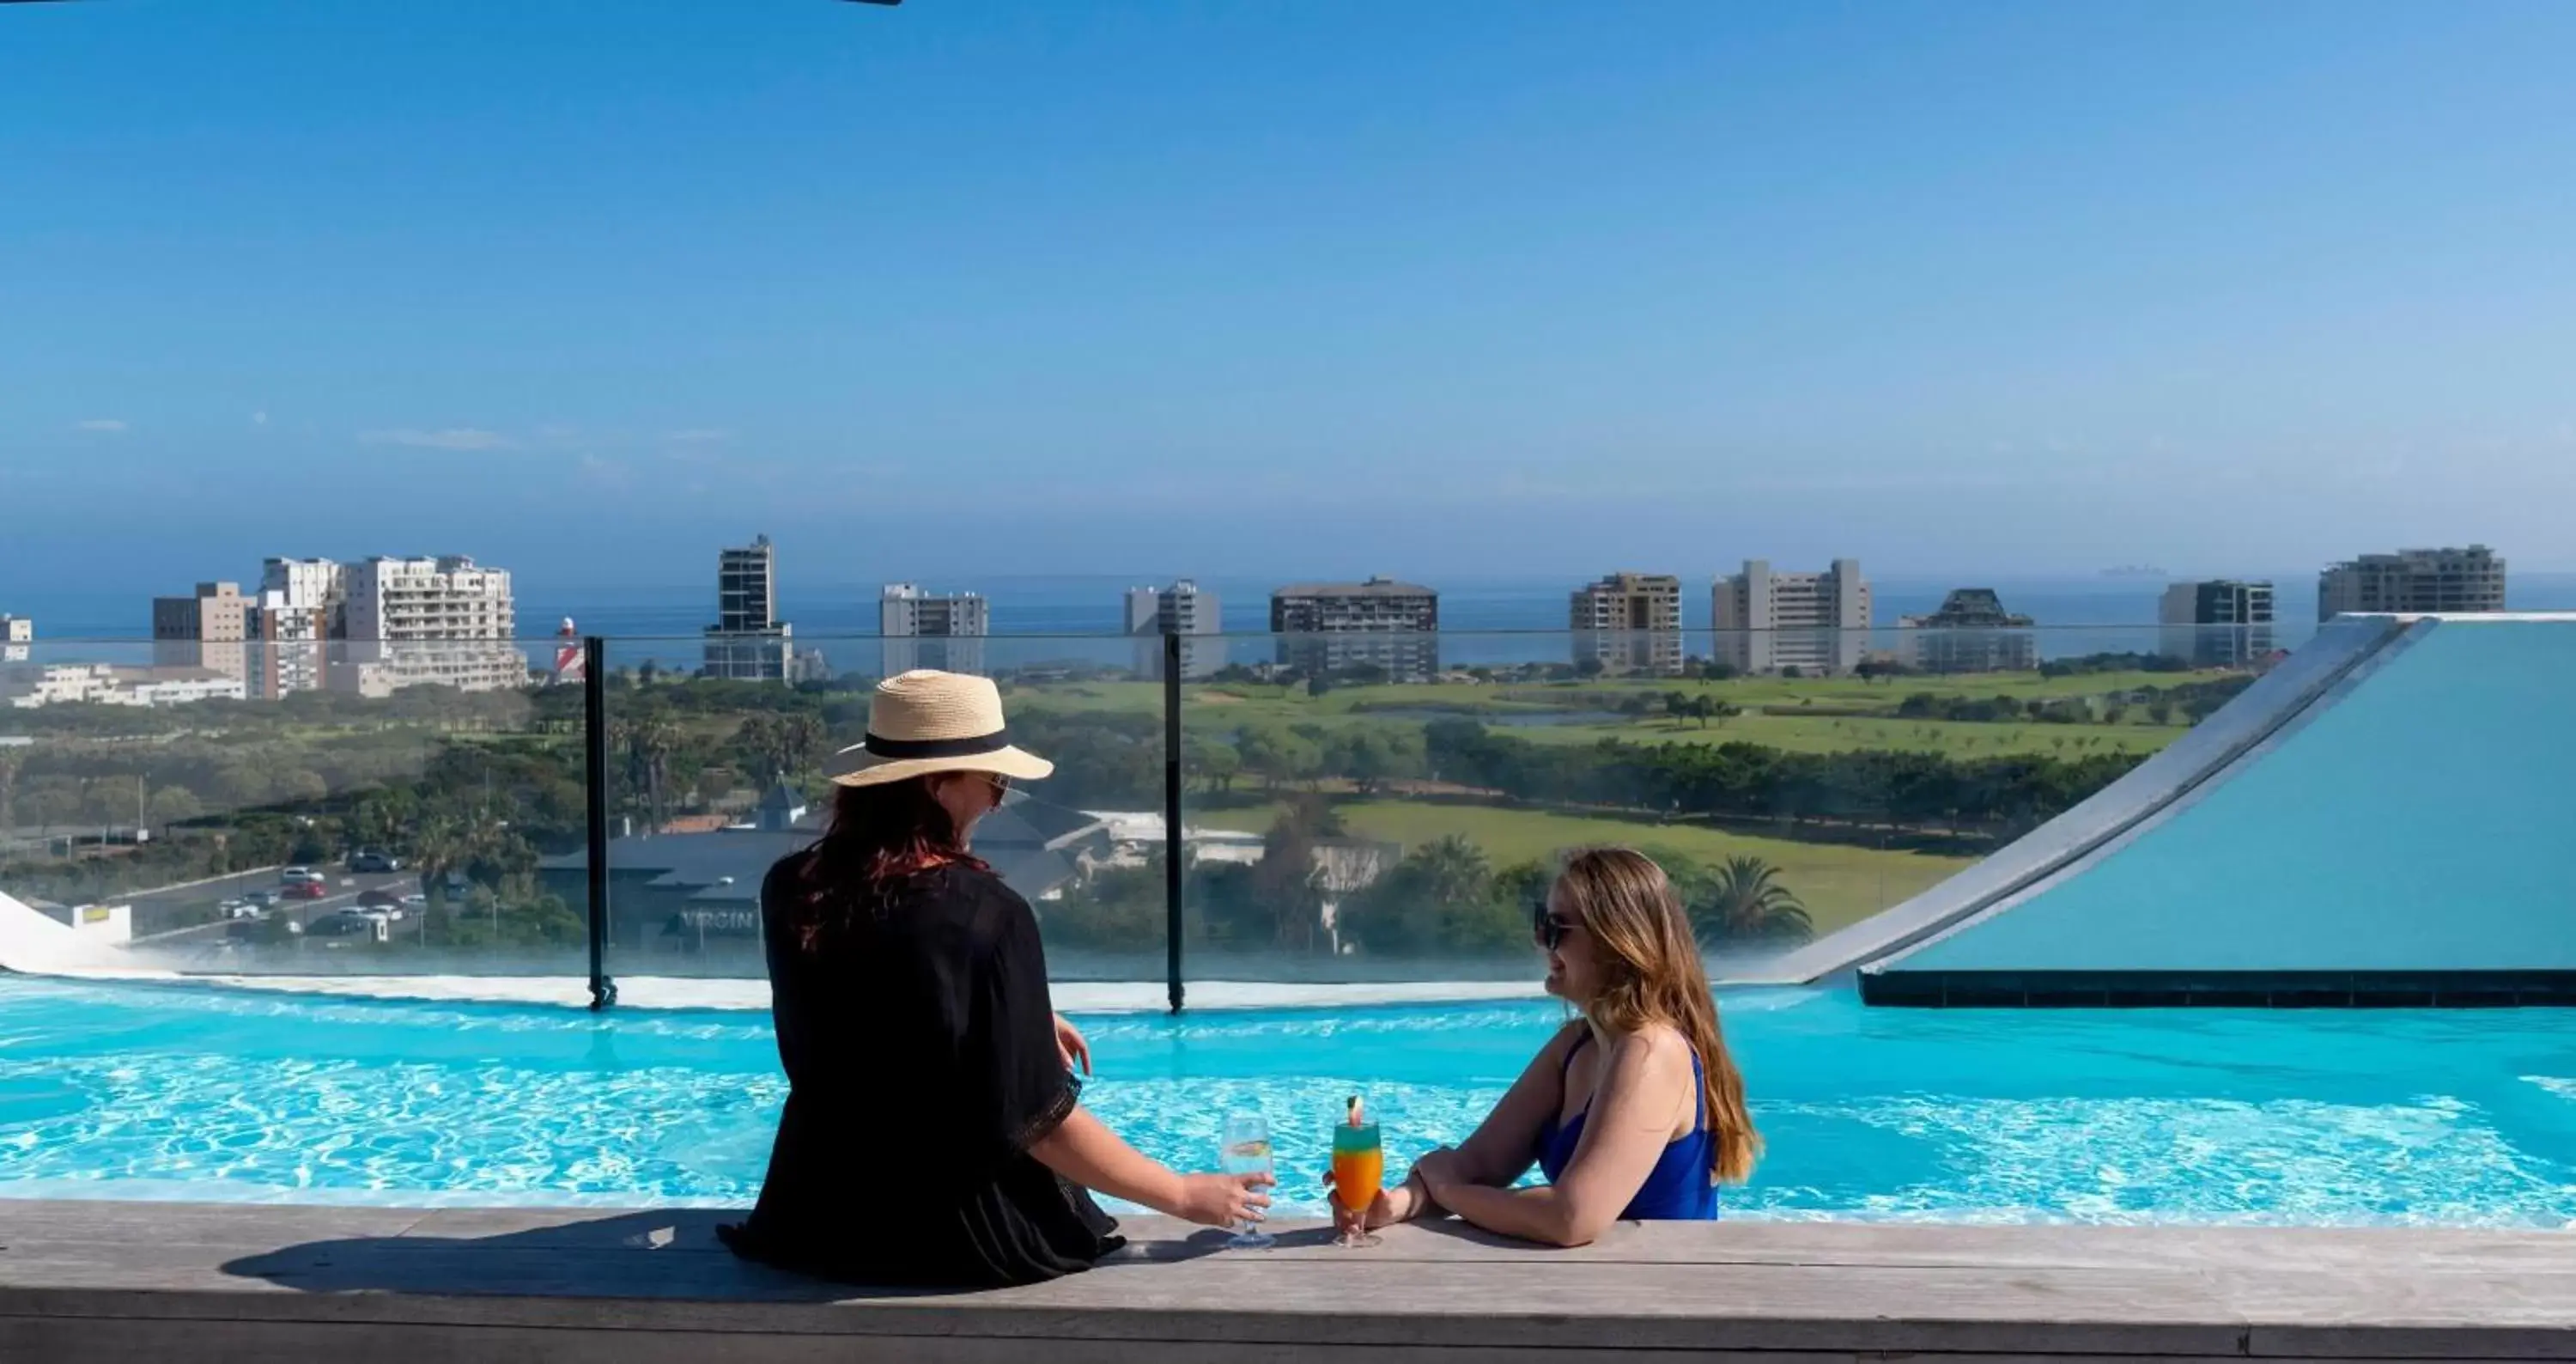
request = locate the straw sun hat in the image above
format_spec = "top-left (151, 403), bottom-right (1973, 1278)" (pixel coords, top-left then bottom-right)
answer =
top-left (824, 670), bottom-right (1055, 788)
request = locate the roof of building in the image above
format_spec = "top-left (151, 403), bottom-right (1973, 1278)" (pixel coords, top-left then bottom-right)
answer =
top-left (541, 791), bottom-right (1107, 904)
top-left (1272, 578), bottom-right (1438, 598)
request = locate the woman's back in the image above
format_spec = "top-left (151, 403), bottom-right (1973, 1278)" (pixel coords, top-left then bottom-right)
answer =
top-left (726, 855), bottom-right (1117, 1284)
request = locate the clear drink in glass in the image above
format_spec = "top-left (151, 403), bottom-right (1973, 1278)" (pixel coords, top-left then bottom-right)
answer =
top-left (1218, 1112), bottom-right (1275, 1250)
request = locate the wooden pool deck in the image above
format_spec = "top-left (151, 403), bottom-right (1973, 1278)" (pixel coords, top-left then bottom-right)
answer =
top-left (1, 1200), bottom-right (2571, 1361)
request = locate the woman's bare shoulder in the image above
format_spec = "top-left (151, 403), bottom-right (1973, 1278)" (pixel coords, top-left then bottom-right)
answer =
top-left (1604, 1020), bottom-right (1694, 1078)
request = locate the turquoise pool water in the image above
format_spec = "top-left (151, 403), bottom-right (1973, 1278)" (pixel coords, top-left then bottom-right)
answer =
top-left (1, 976), bottom-right (2571, 1225)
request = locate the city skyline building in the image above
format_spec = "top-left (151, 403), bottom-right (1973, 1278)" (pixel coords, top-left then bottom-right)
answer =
top-left (1897, 587), bottom-right (2038, 674)
top-left (1270, 576), bottom-right (1441, 682)
top-left (1712, 559), bottom-right (1869, 676)
top-left (149, 581), bottom-right (249, 684)
top-left (2, 615), bottom-right (29, 663)
top-left (2160, 579), bottom-right (2277, 668)
top-left (2318, 545), bottom-right (2506, 622)
top-left (1124, 579), bottom-right (1222, 680)
top-left (880, 582), bottom-right (989, 677)
top-left (1570, 572), bottom-right (1683, 676)
top-left (702, 534), bottom-right (799, 683)
top-left (253, 557), bottom-right (343, 698)
top-left (335, 555), bottom-right (526, 695)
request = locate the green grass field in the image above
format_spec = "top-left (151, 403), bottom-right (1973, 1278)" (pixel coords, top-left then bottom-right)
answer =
top-left (1193, 799), bottom-right (1973, 937)
top-left (1011, 667), bottom-right (2213, 760)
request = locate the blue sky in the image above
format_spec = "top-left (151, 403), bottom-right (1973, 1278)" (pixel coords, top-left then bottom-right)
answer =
top-left (4, 0), bottom-right (2573, 607)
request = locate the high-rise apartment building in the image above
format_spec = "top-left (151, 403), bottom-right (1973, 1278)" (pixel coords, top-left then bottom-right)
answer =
top-left (254, 557), bottom-right (343, 698)
top-left (2160, 580), bottom-right (2276, 668)
top-left (1125, 579), bottom-right (1223, 680)
top-left (702, 534), bottom-right (799, 683)
top-left (880, 583), bottom-right (988, 677)
top-left (1, 615), bottom-right (29, 663)
top-left (1897, 588), bottom-right (2038, 674)
top-left (1269, 577), bottom-right (1440, 681)
top-left (2318, 546), bottom-right (2506, 622)
top-left (1569, 573), bottom-right (1683, 676)
top-left (150, 582), bottom-right (250, 683)
top-left (335, 556), bottom-right (525, 695)
top-left (1712, 559), bottom-right (1869, 676)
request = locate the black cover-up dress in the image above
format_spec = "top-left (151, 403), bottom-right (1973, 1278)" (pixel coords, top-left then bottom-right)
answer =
top-left (719, 858), bottom-right (1124, 1288)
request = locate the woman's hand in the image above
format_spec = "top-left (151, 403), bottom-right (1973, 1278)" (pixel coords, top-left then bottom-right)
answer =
top-left (1170, 1171), bottom-right (1273, 1228)
top-left (1327, 1167), bottom-right (1417, 1239)
top-left (1053, 1014), bottom-right (1091, 1076)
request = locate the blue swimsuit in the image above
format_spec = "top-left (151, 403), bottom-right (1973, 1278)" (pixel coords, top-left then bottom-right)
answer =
top-left (1535, 1036), bottom-right (1720, 1221)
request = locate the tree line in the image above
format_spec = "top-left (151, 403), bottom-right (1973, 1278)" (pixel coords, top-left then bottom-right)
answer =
top-left (1042, 800), bottom-right (1818, 960)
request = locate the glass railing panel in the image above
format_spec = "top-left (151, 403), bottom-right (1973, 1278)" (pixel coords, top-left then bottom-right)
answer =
top-left (594, 632), bottom-right (1173, 990)
top-left (1176, 625), bottom-right (2274, 988)
top-left (0, 635), bottom-right (586, 979)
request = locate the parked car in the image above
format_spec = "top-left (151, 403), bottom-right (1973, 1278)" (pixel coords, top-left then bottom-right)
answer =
top-left (221, 899), bottom-right (262, 921)
top-left (243, 889), bottom-right (278, 908)
top-left (400, 892), bottom-right (429, 911)
top-left (280, 867), bottom-right (324, 886)
top-left (307, 911), bottom-right (377, 938)
top-left (355, 889), bottom-right (405, 920)
top-left (283, 880), bottom-right (329, 902)
top-left (349, 850), bottom-right (403, 874)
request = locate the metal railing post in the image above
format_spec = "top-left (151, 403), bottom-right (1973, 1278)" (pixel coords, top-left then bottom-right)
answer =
top-left (1163, 630), bottom-right (1184, 1014)
top-left (583, 636), bottom-right (617, 1010)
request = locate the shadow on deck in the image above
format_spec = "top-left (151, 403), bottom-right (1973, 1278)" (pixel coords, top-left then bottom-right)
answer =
top-left (2, 1200), bottom-right (2573, 1361)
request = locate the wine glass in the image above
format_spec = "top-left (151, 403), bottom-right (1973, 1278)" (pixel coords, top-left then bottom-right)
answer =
top-left (1218, 1112), bottom-right (1275, 1250)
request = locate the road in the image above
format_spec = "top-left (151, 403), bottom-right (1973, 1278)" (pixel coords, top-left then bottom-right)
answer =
top-left (131, 870), bottom-right (422, 946)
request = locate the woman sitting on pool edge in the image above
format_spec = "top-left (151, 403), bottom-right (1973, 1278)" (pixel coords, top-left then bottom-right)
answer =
top-left (1331, 847), bottom-right (1757, 1246)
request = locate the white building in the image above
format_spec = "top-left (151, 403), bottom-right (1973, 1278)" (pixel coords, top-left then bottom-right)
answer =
top-left (880, 583), bottom-right (988, 677)
top-left (703, 534), bottom-right (799, 683)
top-left (333, 556), bottom-right (526, 695)
top-left (261, 557), bottom-right (345, 621)
top-left (0, 615), bottom-right (27, 663)
top-left (1124, 579), bottom-right (1223, 679)
top-left (1, 663), bottom-right (245, 709)
top-left (1713, 559), bottom-right (1869, 676)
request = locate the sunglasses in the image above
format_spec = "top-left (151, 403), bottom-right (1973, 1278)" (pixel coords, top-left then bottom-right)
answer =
top-left (1531, 899), bottom-right (1579, 951)
top-left (981, 773), bottom-right (1012, 799)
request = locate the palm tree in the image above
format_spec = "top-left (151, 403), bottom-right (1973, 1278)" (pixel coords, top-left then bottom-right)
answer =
top-left (611, 715), bottom-right (679, 831)
top-left (1690, 856), bottom-right (1812, 944)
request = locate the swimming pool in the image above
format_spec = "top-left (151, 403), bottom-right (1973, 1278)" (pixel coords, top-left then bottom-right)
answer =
top-left (1, 976), bottom-right (2570, 1226)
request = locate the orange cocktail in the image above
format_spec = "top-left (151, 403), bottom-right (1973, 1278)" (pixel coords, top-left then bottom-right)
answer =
top-left (1331, 1110), bottom-right (1383, 1247)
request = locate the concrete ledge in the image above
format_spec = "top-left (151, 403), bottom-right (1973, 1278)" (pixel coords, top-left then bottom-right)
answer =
top-left (2, 1201), bottom-right (2573, 1361)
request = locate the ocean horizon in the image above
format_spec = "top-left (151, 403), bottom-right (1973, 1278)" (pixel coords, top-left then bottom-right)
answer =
top-left (15, 571), bottom-right (2576, 676)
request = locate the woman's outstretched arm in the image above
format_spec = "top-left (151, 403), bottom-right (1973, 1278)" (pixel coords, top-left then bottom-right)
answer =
top-left (1030, 1106), bottom-right (1272, 1228)
top-left (1424, 1028), bottom-right (1692, 1246)
top-left (1346, 1021), bottom-right (1584, 1231)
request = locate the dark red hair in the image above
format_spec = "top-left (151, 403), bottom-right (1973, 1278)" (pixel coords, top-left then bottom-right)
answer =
top-left (792, 776), bottom-right (989, 953)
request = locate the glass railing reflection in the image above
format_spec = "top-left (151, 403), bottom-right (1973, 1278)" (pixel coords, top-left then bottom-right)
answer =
top-left (0, 636), bottom-right (586, 977)
top-left (1172, 626), bottom-right (2273, 986)
top-left (0, 622), bottom-right (2276, 997)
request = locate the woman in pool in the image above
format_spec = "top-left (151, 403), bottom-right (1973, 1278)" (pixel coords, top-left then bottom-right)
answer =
top-left (721, 670), bottom-right (1268, 1288)
top-left (1332, 846), bottom-right (1758, 1246)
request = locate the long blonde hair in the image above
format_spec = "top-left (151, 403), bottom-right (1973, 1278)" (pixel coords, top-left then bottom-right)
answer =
top-left (1553, 846), bottom-right (1759, 1184)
